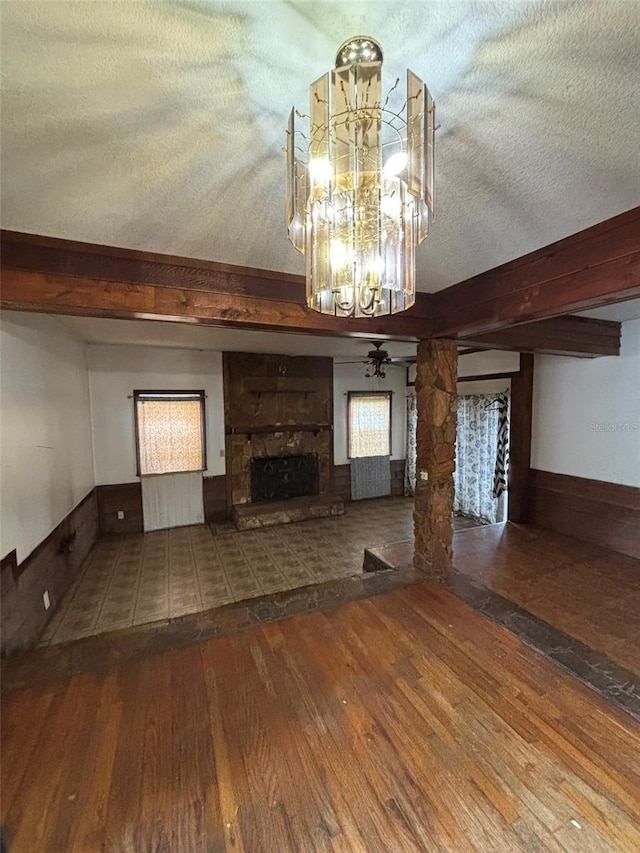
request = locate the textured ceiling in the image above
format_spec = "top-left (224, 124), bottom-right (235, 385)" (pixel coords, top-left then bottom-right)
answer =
top-left (2, 1), bottom-right (639, 292)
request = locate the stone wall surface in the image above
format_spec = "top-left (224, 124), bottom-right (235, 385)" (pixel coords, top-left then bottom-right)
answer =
top-left (413, 339), bottom-right (458, 581)
top-left (223, 353), bottom-right (334, 506)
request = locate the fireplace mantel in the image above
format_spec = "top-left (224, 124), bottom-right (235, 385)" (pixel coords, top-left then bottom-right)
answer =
top-left (226, 424), bottom-right (331, 437)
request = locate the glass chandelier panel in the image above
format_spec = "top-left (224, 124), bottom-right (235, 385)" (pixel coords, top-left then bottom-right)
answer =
top-left (286, 36), bottom-right (435, 318)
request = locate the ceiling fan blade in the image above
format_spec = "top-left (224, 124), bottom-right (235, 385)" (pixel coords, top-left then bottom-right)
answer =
top-left (335, 359), bottom-right (367, 364)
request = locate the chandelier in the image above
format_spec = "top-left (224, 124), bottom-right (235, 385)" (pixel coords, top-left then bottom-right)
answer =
top-left (286, 36), bottom-right (435, 318)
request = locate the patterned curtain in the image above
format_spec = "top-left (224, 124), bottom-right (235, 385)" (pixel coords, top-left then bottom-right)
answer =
top-left (493, 394), bottom-right (510, 497)
top-left (454, 393), bottom-right (509, 524)
top-left (405, 392), bottom-right (417, 496)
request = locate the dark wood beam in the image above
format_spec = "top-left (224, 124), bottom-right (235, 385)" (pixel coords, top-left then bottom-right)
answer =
top-left (459, 315), bottom-right (621, 357)
top-left (508, 354), bottom-right (534, 524)
top-left (457, 372), bottom-right (517, 383)
top-left (457, 347), bottom-right (485, 356)
top-left (433, 207), bottom-right (640, 337)
top-left (0, 230), bottom-right (433, 341)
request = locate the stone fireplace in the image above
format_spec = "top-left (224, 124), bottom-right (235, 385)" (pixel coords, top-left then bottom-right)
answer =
top-left (223, 352), bottom-right (343, 528)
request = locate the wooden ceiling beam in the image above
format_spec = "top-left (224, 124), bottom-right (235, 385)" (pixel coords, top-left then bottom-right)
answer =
top-left (2, 207), bottom-right (636, 352)
top-left (432, 207), bottom-right (640, 337)
top-left (0, 231), bottom-right (434, 341)
top-left (458, 315), bottom-right (621, 358)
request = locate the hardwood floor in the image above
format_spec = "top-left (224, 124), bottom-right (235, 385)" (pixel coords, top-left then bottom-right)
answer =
top-left (3, 581), bottom-right (640, 852)
top-left (453, 523), bottom-right (640, 676)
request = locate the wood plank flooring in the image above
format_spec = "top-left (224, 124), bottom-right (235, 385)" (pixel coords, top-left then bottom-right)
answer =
top-left (3, 581), bottom-right (640, 852)
top-left (452, 523), bottom-right (640, 675)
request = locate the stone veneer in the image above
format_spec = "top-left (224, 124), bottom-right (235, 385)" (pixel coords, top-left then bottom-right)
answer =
top-left (223, 352), bottom-right (334, 508)
top-left (413, 339), bottom-right (458, 580)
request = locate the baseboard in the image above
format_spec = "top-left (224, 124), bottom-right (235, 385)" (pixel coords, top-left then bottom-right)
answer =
top-left (529, 469), bottom-right (640, 559)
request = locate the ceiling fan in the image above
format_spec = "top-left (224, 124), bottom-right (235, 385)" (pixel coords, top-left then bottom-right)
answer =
top-left (336, 342), bottom-right (414, 379)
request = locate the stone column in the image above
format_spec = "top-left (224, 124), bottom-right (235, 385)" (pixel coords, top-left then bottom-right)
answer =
top-left (413, 339), bottom-right (458, 582)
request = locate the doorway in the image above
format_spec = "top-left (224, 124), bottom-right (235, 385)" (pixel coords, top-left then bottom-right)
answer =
top-left (454, 391), bottom-right (509, 524)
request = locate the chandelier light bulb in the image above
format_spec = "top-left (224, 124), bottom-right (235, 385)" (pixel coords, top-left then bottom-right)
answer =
top-left (383, 151), bottom-right (408, 178)
top-left (286, 36), bottom-right (435, 318)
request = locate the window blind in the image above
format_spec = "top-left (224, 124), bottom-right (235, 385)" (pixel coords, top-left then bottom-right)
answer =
top-left (136, 397), bottom-right (204, 475)
top-left (348, 394), bottom-right (391, 458)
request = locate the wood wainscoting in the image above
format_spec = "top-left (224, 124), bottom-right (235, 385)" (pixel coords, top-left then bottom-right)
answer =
top-left (333, 459), bottom-right (406, 502)
top-left (96, 482), bottom-right (144, 534)
top-left (96, 463), bottom-right (408, 534)
top-left (529, 469), bottom-right (640, 559)
top-left (0, 490), bottom-right (99, 655)
top-left (203, 475), bottom-right (227, 522)
top-left (97, 465), bottom-right (406, 532)
top-left (97, 476), bottom-right (228, 535)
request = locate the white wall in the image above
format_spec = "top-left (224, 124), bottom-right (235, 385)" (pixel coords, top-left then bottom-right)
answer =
top-left (0, 313), bottom-right (94, 562)
top-left (333, 363), bottom-right (407, 465)
top-left (88, 345), bottom-right (226, 485)
top-left (457, 378), bottom-right (511, 396)
top-left (531, 319), bottom-right (640, 487)
top-left (458, 350), bottom-right (520, 377)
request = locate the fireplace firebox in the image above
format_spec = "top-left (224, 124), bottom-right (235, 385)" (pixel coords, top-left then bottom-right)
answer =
top-left (251, 454), bottom-right (319, 504)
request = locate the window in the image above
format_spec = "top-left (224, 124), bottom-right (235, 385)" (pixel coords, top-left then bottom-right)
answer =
top-left (134, 391), bottom-right (206, 476)
top-left (348, 392), bottom-right (392, 458)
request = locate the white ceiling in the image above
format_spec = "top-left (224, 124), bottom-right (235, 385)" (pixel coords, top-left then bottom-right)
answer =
top-left (2, 1), bottom-right (639, 293)
top-left (578, 299), bottom-right (640, 323)
top-left (54, 315), bottom-right (418, 360)
top-left (54, 296), bottom-right (639, 358)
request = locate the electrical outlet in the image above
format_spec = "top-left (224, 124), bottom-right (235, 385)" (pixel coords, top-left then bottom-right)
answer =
top-left (420, 470), bottom-right (429, 481)
top-left (117, 510), bottom-right (125, 520)
top-left (219, 448), bottom-right (225, 457)
top-left (43, 590), bottom-right (51, 610)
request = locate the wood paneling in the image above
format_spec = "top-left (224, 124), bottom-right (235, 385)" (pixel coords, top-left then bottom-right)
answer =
top-left (3, 217), bottom-right (636, 343)
top-left (434, 207), bottom-right (640, 336)
top-left (457, 371), bottom-right (517, 384)
top-left (459, 315), bottom-right (621, 357)
top-left (530, 469), bottom-right (640, 559)
top-left (97, 477), bottom-right (229, 531)
top-left (0, 230), bottom-right (433, 340)
top-left (0, 490), bottom-right (99, 655)
top-left (333, 459), bottom-right (406, 500)
top-left (508, 354), bottom-right (534, 523)
top-left (203, 475), bottom-right (227, 522)
top-left (3, 582), bottom-right (640, 850)
top-left (96, 482), bottom-right (144, 534)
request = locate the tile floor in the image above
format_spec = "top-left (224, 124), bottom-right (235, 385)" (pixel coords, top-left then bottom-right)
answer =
top-left (41, 497), bottom-right (417, 646)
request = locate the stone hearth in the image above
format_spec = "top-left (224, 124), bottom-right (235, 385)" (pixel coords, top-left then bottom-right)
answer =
top-left (233, 494), bottom-right (344, 531)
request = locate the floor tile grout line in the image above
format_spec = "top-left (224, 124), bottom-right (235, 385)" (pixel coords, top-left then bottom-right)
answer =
top-left (187, 526), bottom-right (205, 614)
top-left (53, 536), bottom-right (125, 643)
top-left (49, 498), bottom-right (419, 646)
top-left (128, 534), bottom-right (150, 628)
top-left (94, 536), bottom-right (141, 633)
